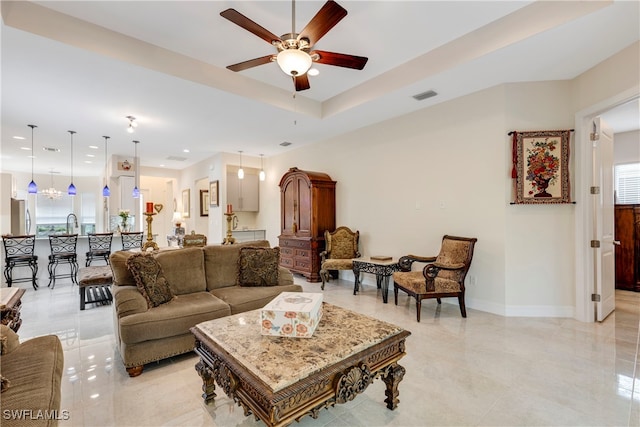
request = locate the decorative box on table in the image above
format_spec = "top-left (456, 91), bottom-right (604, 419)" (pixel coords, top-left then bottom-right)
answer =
top-left (261, 292), bottom-right (323, 338)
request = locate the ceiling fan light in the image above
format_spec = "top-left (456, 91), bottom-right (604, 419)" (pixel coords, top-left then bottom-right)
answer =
top-left (276, 49), bottom-right (312, 76)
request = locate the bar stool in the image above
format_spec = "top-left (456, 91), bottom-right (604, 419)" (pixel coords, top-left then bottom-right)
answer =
top-left (48, 234), bottom-right (79, 288)
top-left (2, 235), bottom-right (38, 290)
top-left (85, 232), bottom-right (113, 266)
top-left (121, 232), bottom-right (143, 251)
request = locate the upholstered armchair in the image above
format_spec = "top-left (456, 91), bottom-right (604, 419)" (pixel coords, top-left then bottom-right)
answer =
top-left (319, 226), bottom-right (360, 290)
top-left (392, 235), bottom-right (477, 321)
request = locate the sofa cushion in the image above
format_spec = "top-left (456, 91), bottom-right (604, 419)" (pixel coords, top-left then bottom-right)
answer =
top-left (126, 253), bottom-right (175, 308)
top-left (118, 292), bottom-right (231, 344)
top-left (211, 283), bottom-right (303, 315)
top-left (110, 250), bottom-right (136, 286)
top-left (203, 240), bottom-right (270, 290)
top-left (155, 247), bottom-right (207, 294)
top-left (0, 325), bottom-right (20, 355)
top-left (0, 335), bottom-right (63, 424)
top-left (237, 247), bottom-right (280, 287)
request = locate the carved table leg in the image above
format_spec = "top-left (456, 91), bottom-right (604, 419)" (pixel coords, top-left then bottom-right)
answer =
top-left (381, 362), bottom-right (406, 410)
top-left (195, 359), bottom-right (217, 405)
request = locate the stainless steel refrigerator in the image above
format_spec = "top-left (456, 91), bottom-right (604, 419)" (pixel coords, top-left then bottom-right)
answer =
top-left (10, 198), bottom-right (28, 235)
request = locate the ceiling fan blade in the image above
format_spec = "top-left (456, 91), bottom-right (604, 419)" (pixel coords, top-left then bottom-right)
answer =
top-left (220, 9), bottom-right (281, 45)
top-left (294, 74), bottom-right (310, 91)
top-left (299, 1), bottom-right (347, 47)
top-left (311, 50), bottom-right (368, 70)
top-left (227, 55), bottom-right (274, 72)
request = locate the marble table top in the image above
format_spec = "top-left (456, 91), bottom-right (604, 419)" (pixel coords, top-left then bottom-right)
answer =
top-left (194, 302), bottom-right (407, 392)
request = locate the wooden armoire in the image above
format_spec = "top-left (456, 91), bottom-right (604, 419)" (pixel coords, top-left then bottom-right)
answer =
top-left (278, 168), bottom-right (336, 282)
top-left (615, 204), bottom-right (640, 292)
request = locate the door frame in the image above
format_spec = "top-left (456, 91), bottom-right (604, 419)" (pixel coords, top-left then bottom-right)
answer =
top-left (574, 87), bottom-right (639, 322)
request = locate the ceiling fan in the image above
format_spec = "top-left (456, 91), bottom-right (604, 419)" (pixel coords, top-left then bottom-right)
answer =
top-left (220, 0), bottom-right (368, 91)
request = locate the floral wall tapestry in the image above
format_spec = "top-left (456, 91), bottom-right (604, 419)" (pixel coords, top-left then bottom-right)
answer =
top-left (512, 130), bottom-right (572, 204)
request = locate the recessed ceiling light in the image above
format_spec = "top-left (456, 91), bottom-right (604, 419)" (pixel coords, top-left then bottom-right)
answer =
top-left (13, 136), bottom-right (25, 140)
top-left (159, 164), bottom-right (165, 167)
top-left (20, 147), bottom-right (31, 151)
top-left (183, 149), bottom-right (190, 153)
top-left (27, 155), bottom-right (35, 158)
top-left (84, 161), bottom-right (92, 164)
top-left (89, 145), bottom-right (98, 149)
top-left (86, 154), bottom-right (95, 158)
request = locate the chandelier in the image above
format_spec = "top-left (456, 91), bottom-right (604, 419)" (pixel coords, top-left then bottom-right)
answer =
top-left (41, 172), bottom-right (63, 200)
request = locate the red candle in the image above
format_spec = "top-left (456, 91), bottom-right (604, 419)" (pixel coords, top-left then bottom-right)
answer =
top-left (227, 204), bottom-right (232, 214)
top-left (146, 202), bottom-right (154, 213)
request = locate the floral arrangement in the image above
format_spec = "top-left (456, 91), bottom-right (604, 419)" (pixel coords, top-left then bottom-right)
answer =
top-left (118, 209), bottom-right (130, 224)
top-left (525, 138), bottom-right (559, 195)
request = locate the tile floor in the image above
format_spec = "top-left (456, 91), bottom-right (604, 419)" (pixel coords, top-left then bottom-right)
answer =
top-left (9, 274), bottom-right (640, 427)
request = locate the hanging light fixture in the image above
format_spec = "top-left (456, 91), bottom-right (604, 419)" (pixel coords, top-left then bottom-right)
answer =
top-left (41, 171), bottom-right (63, 200)
top-left (126, 115), bottom-right (137, 133)
top-left (259, 154), bottom-right (266, 181)
top-left (237, 150), bottom-right (244, 180)
top-left (27, 124), bottom-right (37, 193)
top-left (132, 140), bottom-right (140, 198)
top-left (67, 130), bottom-right (76, 196)
top-left (102, 136), bottom-right (111, 197)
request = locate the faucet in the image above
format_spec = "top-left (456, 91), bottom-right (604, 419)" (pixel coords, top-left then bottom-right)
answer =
top-left (66, 213), bottom-right (78, 234)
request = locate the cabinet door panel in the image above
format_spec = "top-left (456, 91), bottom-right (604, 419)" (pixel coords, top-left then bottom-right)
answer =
top-left (297, 177), bottom-right (312, 237)
top-left (281, 179), bottom-right (296, 234)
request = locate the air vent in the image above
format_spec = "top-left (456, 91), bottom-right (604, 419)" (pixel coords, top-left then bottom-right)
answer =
top-left (280, 142), bottom-right (292, 147)
top-left (412, 90), bottom-right (438, 101)
top-left (166, 156), bottom-right (187, 161)
top-left (42, 147), bottom-right (60, 152)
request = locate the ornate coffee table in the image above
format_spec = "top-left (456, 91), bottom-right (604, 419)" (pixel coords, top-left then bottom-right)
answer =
top-left (191, 302), bottom-right (410, 427)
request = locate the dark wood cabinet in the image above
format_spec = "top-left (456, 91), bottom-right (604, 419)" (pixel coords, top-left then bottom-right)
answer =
top-left (278, 168), bottom-right (336, 282)
top-left (615, 204), bottom-right (640, 292)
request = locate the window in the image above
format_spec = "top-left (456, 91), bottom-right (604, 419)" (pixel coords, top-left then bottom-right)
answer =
top-left (615, 162), bottom-right (640, 204)
top-left (33, 192), bottom-right (96, 236)
top-left (35, 194), bottom-right (74, 237)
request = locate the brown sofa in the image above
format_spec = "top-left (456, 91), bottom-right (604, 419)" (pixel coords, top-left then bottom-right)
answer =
top-left (0, 325), bottom-right (64, 427)
top-left (110, 240), bottom-right (302, 377)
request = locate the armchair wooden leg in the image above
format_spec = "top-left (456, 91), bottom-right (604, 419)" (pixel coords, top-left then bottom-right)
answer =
top-left (320, 269), bottom-right (327, 290)
top-left (394, 286), bottom-right (399, 305)
top-left (436, 298), bottom-right (442, 304)
top-left (415, 298), bottom-right (422, 322)
top-left (458, 293), bottom-right (467, 318)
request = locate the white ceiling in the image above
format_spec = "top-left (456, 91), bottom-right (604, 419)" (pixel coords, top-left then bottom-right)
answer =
top-left (1, 0), bottom-right (638, 177)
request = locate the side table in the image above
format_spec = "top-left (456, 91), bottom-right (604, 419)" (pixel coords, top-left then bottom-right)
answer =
top-left (352, 258), bottom-right (401, 303)
top-left (1, 287), bottom-right (26, 332)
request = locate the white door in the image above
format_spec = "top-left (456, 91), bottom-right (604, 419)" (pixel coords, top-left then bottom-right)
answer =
top-left (592, 117), bottom-right (615, 321)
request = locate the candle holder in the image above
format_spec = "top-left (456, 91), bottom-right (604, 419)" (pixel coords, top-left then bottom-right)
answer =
top-left (222, 212), bottom-right (236, 245)
top-left (142, 212), bottom-right (159, 251)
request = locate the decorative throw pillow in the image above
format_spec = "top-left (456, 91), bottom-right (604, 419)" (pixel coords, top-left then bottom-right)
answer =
top-left (0, 324), bottom-right (20, 355)
top-left (237, 247), bottom-right (280, 287)
top-left (1, 375), bottom-right (10, 393)
top-left (126, 253), bottom-right (174, 308)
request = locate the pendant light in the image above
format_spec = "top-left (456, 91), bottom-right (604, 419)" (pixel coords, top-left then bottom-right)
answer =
top-left (259, 154), bottom-right (266, 181)
top-left (102, 136), bottom-right (111, 197)
top-left (27, 124), bottom-right (37, 193)
top-left (132, 140), bottom-right (140, 198)
top-left (67, 130), bottom-right (76, 196)
top-left (237, 150), bottom-right (244, 180)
